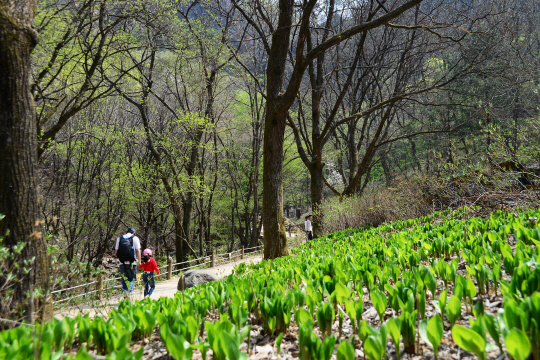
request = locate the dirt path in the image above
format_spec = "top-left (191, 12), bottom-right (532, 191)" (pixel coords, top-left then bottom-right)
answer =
top-left (55, 255), bottom-right (263, 319)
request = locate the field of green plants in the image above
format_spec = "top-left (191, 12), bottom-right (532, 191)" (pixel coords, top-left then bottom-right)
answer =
top-left (2, 207), bottom-right (540, 360)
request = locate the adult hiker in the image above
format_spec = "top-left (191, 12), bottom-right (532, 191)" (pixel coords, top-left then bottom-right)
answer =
top-left (115, 227), bottom-right (141, 292)
top-left (305, 215), bottom-right (313, 240)
top-left (139, 248), bottom-right (160, 298)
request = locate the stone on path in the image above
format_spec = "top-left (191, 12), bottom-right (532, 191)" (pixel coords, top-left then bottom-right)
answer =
top-left (181, 269), bottom-right (219, 289)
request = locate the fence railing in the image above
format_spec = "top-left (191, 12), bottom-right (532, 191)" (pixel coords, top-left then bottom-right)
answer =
top-left (51, 245), bottom-right (263, 305)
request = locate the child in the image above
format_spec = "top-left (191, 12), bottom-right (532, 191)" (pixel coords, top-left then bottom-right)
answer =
top-left (139, 248), bottom-right (160, 297)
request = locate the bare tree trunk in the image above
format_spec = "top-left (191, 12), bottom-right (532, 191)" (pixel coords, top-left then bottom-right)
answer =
top-left (181, 196), bottom-right (194, 256)
top-left (229, 189), bottom-right (236, 252)
top-left (380, 146), bottom-right (392, 187)
top-left (309, 164), bottom-right (324, 236)
top-left (174, 216), bottom-right (184, 264)
top-left (261, 0), bottom-right (294, 259)
top-left (249, 93), bottom-right (262, 248)
top-left (250, 183), bottom-right (260, 248)
top-left (0, 0), bottom-right (52, 324)
top-left (182, 71), bottom-right (215, 256)
top-left (408, 138), bottom-right (422, 171)
top-left (262, 108), bottom-right (289, 259)
top-left (198, 195), bottom-right (204, 257)
top-left (182, 134), bottom-right (201, 255)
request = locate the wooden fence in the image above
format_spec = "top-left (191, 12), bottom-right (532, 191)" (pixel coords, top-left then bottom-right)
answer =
top-left (51, 245), bottom-right (263, 305)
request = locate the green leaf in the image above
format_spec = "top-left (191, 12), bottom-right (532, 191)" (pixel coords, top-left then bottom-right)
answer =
top-left (335, 282), bottom-right (351, 303)
top-left (446, 295), bottom-right (461, 326)
top-left (505, 328), bottom-right (531, 360)
top-left (74, 349), bottom-right (94, 360)
top-left (144, 310), bottom-right (156, 336)
top-left (354, 300), bottom-right (364, 321)
top-left (427, 315), bottom-right (443, 358)
top-left (53, 319), bottom-right (70, 351)
top-left (337, 340), bottom-right (355, 360)
top-left (276, 333), bottom-right (284, 355)
top-left (295, 309), bottom-right (312, 327)
top-left (359, 320), bottom-right (377, 342)
top-left (321, 335), bottom-right (336, 360)
top-left (483, 313), bottom-right (502, 351)
top-left (386, 318), bottom-right (401, 353)
top-left (364, 335), bottom-right (384, 360)
top-left (424, 268), bottom-right (437, 296)
top-left (185, 316), bottom-right (199, 344)
top-left (453, 283), bottom-right (464, 300)
top-left (437, 289), bottom-right (448, 317)
top-left (268, 317), bottom-right (276, 333)
top-left (161, 326), bottom-right (193, 360)
top-left (419, 291), bottom-right (426, 319)
top-left (344, 300), bottom-right (356, 322)
top-left (419, 319), bottom-right (430, 348)
top-left (452, 325), bottom-right (486, 360)
top-left (370, 290), bottom-right (387, 323)
top-left (221, 330), bottom-right (241, 360)
top-left (466, 279), bottom-right (477, 300)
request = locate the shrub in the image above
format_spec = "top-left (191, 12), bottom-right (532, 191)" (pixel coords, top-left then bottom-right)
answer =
top-left (316, 183), bottom-right (429, 235)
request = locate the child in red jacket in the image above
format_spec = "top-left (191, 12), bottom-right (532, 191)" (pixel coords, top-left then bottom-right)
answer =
top-left (139, 249), bottom-right (160, 297)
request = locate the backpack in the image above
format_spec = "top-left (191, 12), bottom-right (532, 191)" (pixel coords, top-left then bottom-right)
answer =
top-left (117, 235), bottom-right (135, 263)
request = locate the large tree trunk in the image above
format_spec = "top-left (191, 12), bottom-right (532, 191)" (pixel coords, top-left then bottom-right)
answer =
top-left (262, 108), bottom-right (289, 258)
top-left (0, 0), bottom-right (52, 325)
top-left (261, 0), bottom-right (293, 259)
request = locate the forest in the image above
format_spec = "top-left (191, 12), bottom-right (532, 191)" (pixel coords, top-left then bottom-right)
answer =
top-left (1, 0), bottom-right (540, 345)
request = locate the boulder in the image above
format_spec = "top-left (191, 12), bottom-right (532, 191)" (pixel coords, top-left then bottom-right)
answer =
top-left (180, 269), bottom-right (219, 289)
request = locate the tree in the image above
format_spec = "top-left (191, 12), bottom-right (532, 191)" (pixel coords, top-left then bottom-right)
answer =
top-left (233, 0), bottom-right (423, 258)
top-left (0, 0), bottom-right (51, 324)
top-left (33, 0), bottom-right (130, 157)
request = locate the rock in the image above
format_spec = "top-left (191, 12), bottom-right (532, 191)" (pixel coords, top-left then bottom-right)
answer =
top-left (182, 269), bottom-right (219, 289)
top-left (364, 307), bottom-right (377, 319)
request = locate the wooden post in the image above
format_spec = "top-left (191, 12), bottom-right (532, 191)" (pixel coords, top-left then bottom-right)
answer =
top-left (181, 275), bottom-right (185, 303)
top-left (241, 246), bottom-right (245, 260)
top-left (167, 257), bottom-right (172, 280)
top-left (96, 273), bottom-right (103, 300)
top-left (211, 251), bottom-right (215, 267)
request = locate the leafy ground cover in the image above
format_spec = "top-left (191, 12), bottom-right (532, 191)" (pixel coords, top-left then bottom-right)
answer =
top-left (2, 207), bottom-right (540, 360)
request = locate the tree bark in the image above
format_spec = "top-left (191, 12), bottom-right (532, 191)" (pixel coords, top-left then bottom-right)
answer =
top-left (309, 163), bottom-right (325, 236)
top-left (380, 146), bottom-right (392, 187)
top-left (262, 106), bottom-right (289, 259)
top-left (250, 185), bottom-right (260, 248)
top-left (261, 0), bottom-right (294, 259)
top-left (0, 0), bottom-right (52, 324)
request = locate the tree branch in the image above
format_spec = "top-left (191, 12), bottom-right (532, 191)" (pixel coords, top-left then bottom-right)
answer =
top-left (303, 0), bottom-right (423, 65)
